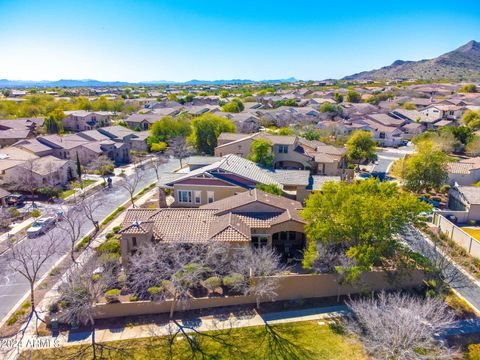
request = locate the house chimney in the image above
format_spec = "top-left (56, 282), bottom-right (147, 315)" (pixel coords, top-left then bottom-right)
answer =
top-left (159, 187), bottom-right (168, 208)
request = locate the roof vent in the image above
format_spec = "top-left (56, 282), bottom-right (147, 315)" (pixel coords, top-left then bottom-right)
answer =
top-left (0, 153), bottom-right (9, 160)
top-left (132, 220), bottom-right (142, 227)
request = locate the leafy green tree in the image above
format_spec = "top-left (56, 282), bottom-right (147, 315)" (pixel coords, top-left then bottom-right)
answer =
top-left (366, 92), bottom-right (393, 105)
top-left (301, 179), bottom-right (429, 282)
top-left (221, 98), bottom-right (244, 113)
top-left (346, 130), bottom-right (377, 166)
top-left (401, 140), bottom-right (448, 193)
top-left (76, 153), bottom-right (83, 187)
top-left (274, 99), bottom-right (298, 108)
top-left (44, 109), bottom-right (65, 134)
top-left (334, 92), bottom-right (343, 103)
top-left (189, 114), bottom-right (236, 155)
top-left (439, 126), bottom-right (474, 152)
top-left (302, 129), bottom-right (321, 141)
top-left (411, 130), bottom-right (455, 153)
top-left (247, 138), bottom-right (274, 168)
top-left (462, 110), bottom-right (480, 130)
top-left (167, 94), bottom-right (178, 101)
top-left (150, 142), bottom-right (167, 153)
top-left (220, 90), bottom-right (229, 98)
top-left (256, 183), bottom-right (283, 196)
top-left (277, 127), bottom-right (295, 135)
top-left (148, 115), bottom-right (191, 144)
top-left (346, 90), bottom-right (361, 103)
top-left (460, 84), bottom-right (477, 93)
top-left (319, 103), bottom-right (342, 115)
top-left (466, 136), bottom-right (480, 156)
top-left (402, 102), bottom-right (416, 110)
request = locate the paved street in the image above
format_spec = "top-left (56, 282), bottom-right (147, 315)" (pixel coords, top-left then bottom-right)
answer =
top-left (403, 225), bottom-right (480, 312)
top-left (0, 158), bottom-right (180, 325)
top-left (372, 145), bottom-right (414, 178)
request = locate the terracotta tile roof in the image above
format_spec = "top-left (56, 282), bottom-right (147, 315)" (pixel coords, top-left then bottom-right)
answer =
top-left (200, 188), bottom-right (302, 214)
top-left (448, 162), bottom-right (478, 175)
top-left (121, 220), bottom-right (154, 234)
top-left (209, 213), bottom-right (251, 242)
top-left (121, 189), bottom-right (305, 244)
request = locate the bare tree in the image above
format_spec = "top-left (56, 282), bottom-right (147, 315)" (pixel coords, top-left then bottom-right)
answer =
top-left (14, 159), bottom-right (39, 207)
top-left (403, 225), bottom-right (467, 296)
top-left (167, 136), bottom-right (191, 168)
top-left (57, 205), bottom-right (83, 263)
top-left (231, 246), bottom-right (286, 309)
top-left (4, 232), bottom-right (59, 332)
top-left (79, 195), bottom-right (102, 234)
top-left (56, 257), bottom-right (118, 360)
top-left (117, 167), bottom-right (145, 208)
top-left (346, 292), bottom-right (458, 360)
top-left (87, 155), bottom-right (114, 185)
top-left (127, 242), bottom-right (208, 318)
top-left (148, 155), bottom-right (168, 180)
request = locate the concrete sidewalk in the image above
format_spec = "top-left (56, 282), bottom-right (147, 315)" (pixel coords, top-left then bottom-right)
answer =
top-left (16, 305), bottom-right (349, 352)
top-left (0, 217), bottom-right (35, 254)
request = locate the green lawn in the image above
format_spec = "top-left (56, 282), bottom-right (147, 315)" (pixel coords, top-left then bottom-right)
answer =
top-left (82, 179), bottom-right (97, 188)
top-left (59, 189), bottom-right (76, 199)
top-left (21, 321), bottom-right (367, 360)
top-left (59, 179), bottom-right (98, 199)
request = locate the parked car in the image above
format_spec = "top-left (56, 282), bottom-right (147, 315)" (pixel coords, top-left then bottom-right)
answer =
top-left (27, 216), bottom-right (56, 238)
top-left (6, 193), bottom-right (25, 207)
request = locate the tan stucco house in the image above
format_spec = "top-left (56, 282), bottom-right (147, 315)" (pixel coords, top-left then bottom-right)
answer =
top-left (120, 189), bottom-right (306, 267)
top-left (214, 132), bottom-right (346, 175)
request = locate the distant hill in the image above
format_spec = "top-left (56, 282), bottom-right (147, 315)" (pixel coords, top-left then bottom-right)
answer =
top-left (0, 77), bottom-right (298, 88)
top-left (343, 40), bottom-right (480, 81)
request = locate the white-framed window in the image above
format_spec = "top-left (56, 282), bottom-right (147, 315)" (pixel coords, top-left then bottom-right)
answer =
top-left (194, 190), bottom-right (201, 204)
top-left (178, 190), bottom-right (192, 203)
top-left (252, 236), bottom-right (268, 248)
top-left (278, 145), bottom-right (288, 153)
top-left (207, 191), bottom-right (214, 203)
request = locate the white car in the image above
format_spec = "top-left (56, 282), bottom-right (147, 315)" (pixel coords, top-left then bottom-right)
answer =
top-left (27, 217), bottom-right (56, 238)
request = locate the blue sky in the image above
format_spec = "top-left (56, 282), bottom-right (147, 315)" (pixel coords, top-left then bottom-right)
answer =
top-left (0, 0), bottom-right (479, 82)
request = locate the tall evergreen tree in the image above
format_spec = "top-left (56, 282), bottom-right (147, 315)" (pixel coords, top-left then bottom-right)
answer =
top-left (76, 153), bottom-right (83, 188)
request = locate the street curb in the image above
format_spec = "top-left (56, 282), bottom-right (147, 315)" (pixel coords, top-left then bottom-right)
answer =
top-left (450, 288), bottom-right (480, 317)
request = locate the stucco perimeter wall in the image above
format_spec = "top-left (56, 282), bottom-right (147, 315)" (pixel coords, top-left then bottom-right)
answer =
top-left (92, 270), bottom-right (424, 320)
top-left (434, 213), bottom-right (480, 259)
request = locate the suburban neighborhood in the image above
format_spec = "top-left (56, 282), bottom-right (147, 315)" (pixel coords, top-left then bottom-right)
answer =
top-left (0, 75), bottom-right (479, 359)
top-left (1, 1), bottom-right (480, 359)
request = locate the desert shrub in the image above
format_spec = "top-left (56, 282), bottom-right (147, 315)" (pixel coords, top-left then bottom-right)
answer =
top-left (440, 184), bottom-right (451, 193)
top-left (104, 289), bottom-right (121, 303)
top-left (98, 238), bottom-right (120, 255)
top-left (8, 207), bottom-right (21, 217)
top-left (468, 344), bottom-right (480, 360)
top-left (150, 142), bottom-right (168, 153)
top-left (223, 273), bottom-right (244, 288)
top-left (203, 276), bottom-right (222, 292)
top-left (30, 209), bottom-right (42, 218)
